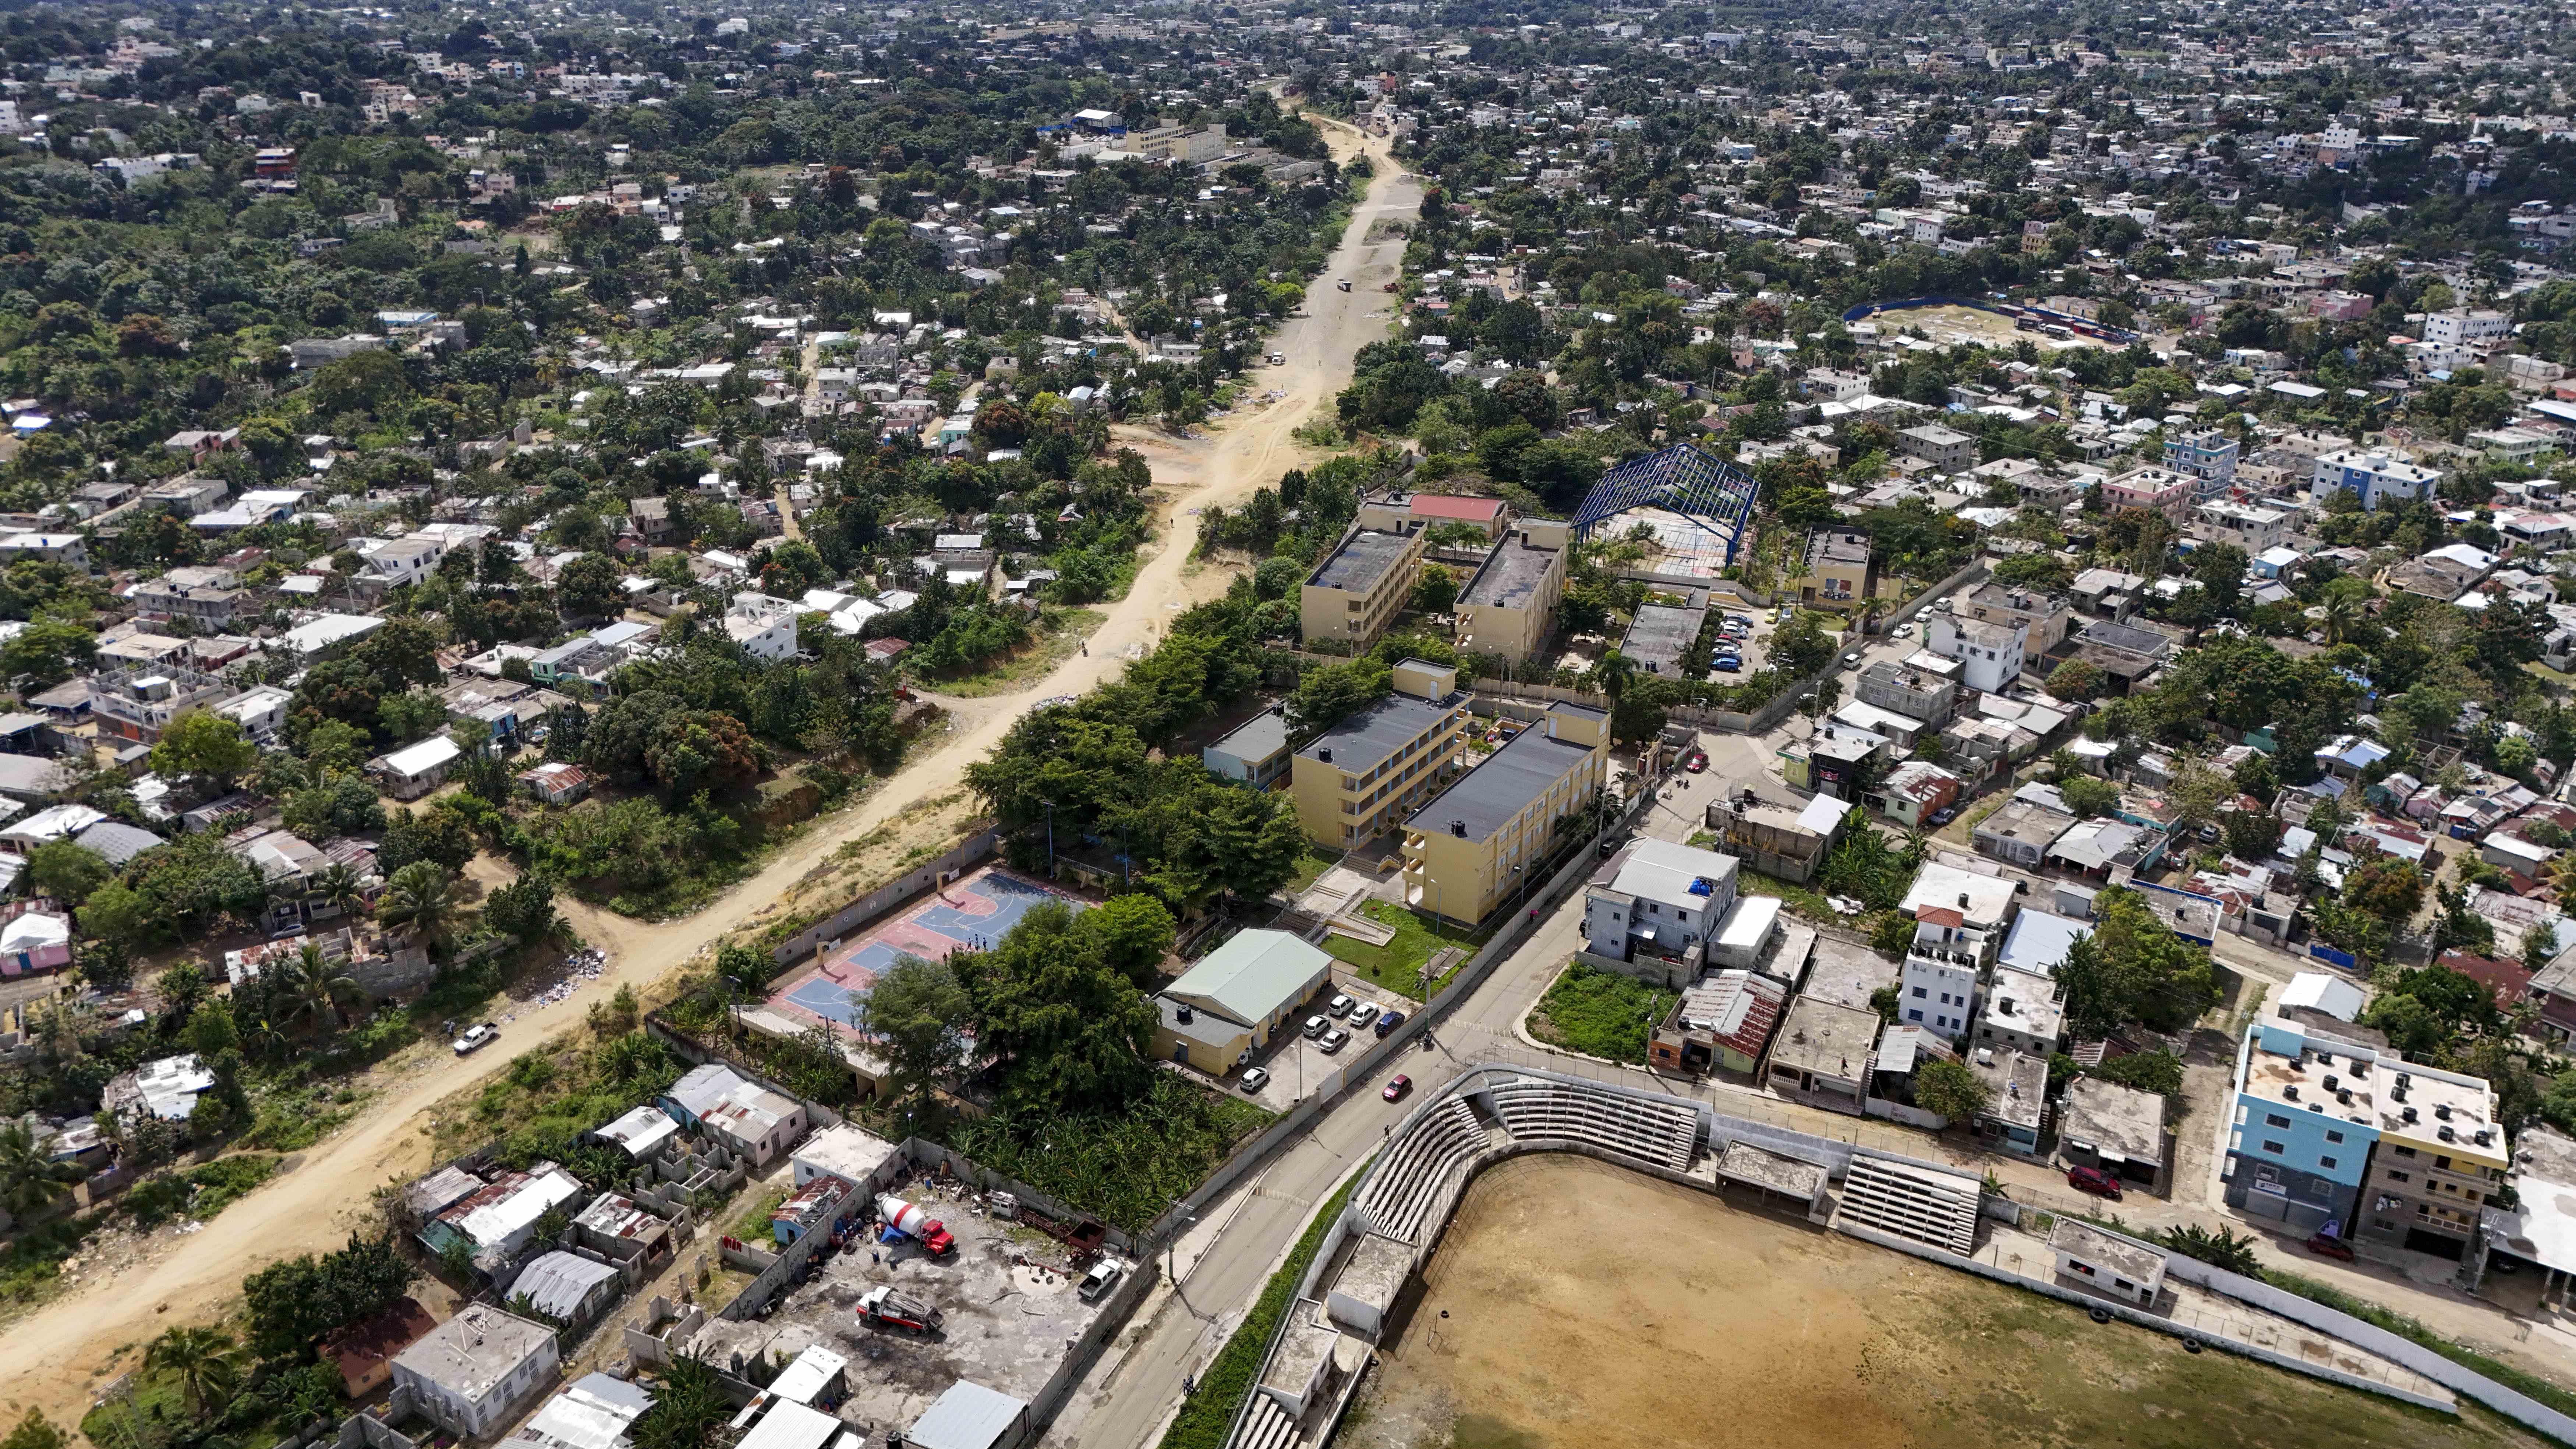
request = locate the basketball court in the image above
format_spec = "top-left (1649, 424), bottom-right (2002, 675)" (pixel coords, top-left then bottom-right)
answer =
top-left (766, 865), bottom-right (1084, 1037)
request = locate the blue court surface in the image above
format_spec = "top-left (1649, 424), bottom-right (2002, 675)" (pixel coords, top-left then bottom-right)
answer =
top-left (765, 867), bottom-right (1087, 1038)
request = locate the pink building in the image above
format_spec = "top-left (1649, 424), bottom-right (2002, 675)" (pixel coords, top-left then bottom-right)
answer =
top-left (2101, 467), bottom-right (2196, 524)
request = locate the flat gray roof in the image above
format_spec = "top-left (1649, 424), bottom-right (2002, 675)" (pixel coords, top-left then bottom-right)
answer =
top-left (1620, 603), bottom-right (1705, 673)
top-left (1209, 709), bottom-right (1291, 765)
top-left (1458, 537), bottom-right (1558, 610)
top-left (1406, 720), bottom-right (1594, 843)
top-left (1298, 691), bottom-right (1458, 773)
top-left (1307, 527), bottom-right (1414, 593)
top-left (2060, 1076), bottom-right (2169, 1168)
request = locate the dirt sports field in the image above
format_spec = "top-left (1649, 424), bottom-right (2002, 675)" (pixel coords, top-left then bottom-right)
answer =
top-left (1339, 1155), bottom-right (2548, 1449)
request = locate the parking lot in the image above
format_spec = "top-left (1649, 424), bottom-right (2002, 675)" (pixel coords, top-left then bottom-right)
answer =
top-left (1224, 972), bottom-right (1415, 1113)
top-left (686, 1174), bottom-right (1119, 1443)
top-left (1707, 604), bottom-right (1771, 679)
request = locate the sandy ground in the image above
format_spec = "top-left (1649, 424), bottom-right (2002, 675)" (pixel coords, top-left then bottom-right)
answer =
top-left (1340, 1156), bottom-right (2545, 1449)
top-left (0, 119), bottom-right (1412, 1433)
top-left (1871, 302), bottom-right (2118, 352)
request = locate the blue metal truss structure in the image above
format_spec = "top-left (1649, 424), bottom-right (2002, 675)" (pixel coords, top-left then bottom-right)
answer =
top-left (1569, 441), bottom-right (1760, 563)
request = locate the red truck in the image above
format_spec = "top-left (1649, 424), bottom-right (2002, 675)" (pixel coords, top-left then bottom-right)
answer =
top-left (857, 1285), bottom-right (943, 1334)
top-left (875, 1194), bottom-right (956, 1256)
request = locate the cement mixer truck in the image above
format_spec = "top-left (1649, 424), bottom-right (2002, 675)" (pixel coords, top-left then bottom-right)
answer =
top-left (875, 1194), bottom-right (956, 1256)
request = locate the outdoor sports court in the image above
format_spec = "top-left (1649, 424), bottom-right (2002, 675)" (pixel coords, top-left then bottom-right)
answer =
top-left (766, 865), bottom-right (1084, 1038)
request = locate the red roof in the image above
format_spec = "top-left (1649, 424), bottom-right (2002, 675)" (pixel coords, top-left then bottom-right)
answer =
top-left (324, 1297), bottom-right (438, 1396)
top-left (1914, 905), bottom-right (1965, 928)
top-left (1408, 493), bottom-right (1504, 522)
top-left (865, 637), bottom-right (908, 658)
top-left (2437, 950), bottom-right (2533, 1010)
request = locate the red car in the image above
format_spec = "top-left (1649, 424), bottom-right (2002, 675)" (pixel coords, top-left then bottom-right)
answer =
top-left (1684, 750), bottom-right (1708, 773)
top-left (1383, 1074), bottom-right (1412, 1102)
top-left (2306, 1232), bottom-right (2357, 1262)
top-left (2066, 1165), bottom-right (2123, 1200)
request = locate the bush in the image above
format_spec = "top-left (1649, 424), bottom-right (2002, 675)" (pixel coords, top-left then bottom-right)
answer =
top-left (1157, 1173), bottom-right (1360, 1449)
top-left (1527, 961), bottom-right (1677, 1063)
top-left (945, 1074), bottom-right (1270, 1231)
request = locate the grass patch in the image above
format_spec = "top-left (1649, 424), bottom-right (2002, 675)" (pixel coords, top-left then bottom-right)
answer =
top-left (1741, 866), bottom-right (1837, 923)
top-left (732, 1186), bottom-right (789, 1243)
top-left (1158, 1168), bottom-right (1364, 1449)
top-left (2263, 1269), bottom-right (2576, 1418)
top-left (239, 1081), bottom-right (370, 1152)
top-left (423, 1026), bottom-right (689, 1169)
top-left (923, 608), bottom-right (1107, 698)
top-left (121, 1155), bottom-right (283, 1228)
top-left (943, 1073), bottom-right (1273, 1232)
top-left (1322, 900), bottom-right (1483, 1002)
top-left (1526, 960), bottom-right (1678, 1064)
top-left (0, 1212), bottom-right (99, 1315)
top-left (1281, 843), bottom-right (1341, 899)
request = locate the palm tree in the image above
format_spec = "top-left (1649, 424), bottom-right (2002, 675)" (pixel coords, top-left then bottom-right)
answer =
top-left (273, 943), bottom-right (360, 1036)
top-left (376, 861), bottom-right (459, 950)
top-left (144, 1325), bottom-right (241, 1419)
top-left (313, 862), bottom-right (368, 921)
top-left (0, 1120), bottom-right (85, 1221)
top-left (2319, 591), bottom-right (2362, 645)
top-left (1591, 649), bottom-right (1635, 710)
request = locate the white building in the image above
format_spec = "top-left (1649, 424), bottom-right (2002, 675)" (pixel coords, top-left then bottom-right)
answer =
top-left (1925, 611), bottom-right (2027, 693)
top-left (2422, 308), bottom-right (2512, 354)
top-left (2311, 450), bottom-right (2441, 510)
top-left (723, 592), bottom-right (803, 662)
top-left (391, 1305), bottom-right (560, 1438)
top-left (1582, 838), bottom-right (1741, 965)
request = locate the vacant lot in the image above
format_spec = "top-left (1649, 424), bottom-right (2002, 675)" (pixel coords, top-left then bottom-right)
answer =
top-left (1341, 1155), bottom-right (2544, 1449)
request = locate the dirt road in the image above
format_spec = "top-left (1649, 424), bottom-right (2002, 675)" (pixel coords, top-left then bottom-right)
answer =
top-left (0, 121), bottom-right (1415, 1431)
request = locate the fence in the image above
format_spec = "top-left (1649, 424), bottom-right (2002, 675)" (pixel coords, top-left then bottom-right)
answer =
top-left (719, 1175), bottom-right (868, 1320)
top-left (764, 828), bottom-right (1005, 967)
top-left (2160, 1251), bottom-right (2576, 1443)
top-left (1138, 785), bottom-right (1660, 1245)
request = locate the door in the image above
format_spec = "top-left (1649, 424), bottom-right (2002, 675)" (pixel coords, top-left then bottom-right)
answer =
top-left (1172, 1043), bottom-right (1190, 1064)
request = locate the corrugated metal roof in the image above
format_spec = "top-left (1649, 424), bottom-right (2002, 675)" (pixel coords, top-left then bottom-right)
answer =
top-left (906, 1381), bottom-right (1029, 1449)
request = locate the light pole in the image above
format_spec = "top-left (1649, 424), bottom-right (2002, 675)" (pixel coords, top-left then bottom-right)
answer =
top-left (1041, 799), bottom-right (1057, 876)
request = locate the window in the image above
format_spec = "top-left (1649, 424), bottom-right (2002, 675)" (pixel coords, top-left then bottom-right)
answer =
top-left (2319, 1156), bottom-right (2336, 1170)
top-left (2265, 1113), bottom-right (2291, 1129)
top-left (2263, 1140), bottom-right (2286, 1154)
top-left (2436, 1155), bottom-right (2453, 1170)
top-left (2394, 1146), bottom-right (2417, 1158)
top-left (1912, 986), bottom-right (1928, 999)
top-left (2326, 1130), bottom-right (2345, 1144)
top-left (1907, 1009), bottom-right (1923, 1023)
top-left (2385, 1171), bottom-right (2409, 1184)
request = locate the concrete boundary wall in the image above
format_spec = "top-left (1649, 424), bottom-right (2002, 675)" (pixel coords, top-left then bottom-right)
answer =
top-left (2161, 1253), bottom-right (2576, 1443)
top-left (1834, 1220), bottom-right (2457, 1414)
top-left (1217, 1062), bottom-right (2551, 1449)
top-left (766, 829), bottom-right (1005, 968)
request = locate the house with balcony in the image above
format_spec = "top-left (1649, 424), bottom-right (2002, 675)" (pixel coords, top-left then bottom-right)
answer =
top-left (2100, 466), bottom-right (2196, 524)
top-left (1855, 660), bottom-right (1959, 729)
top-left (1582, 838), bottom-right (1740, 984)
top-left (1452, 528), bottom-right (1565, 666)
top-left (1794, 528), bottom-right (1872, 609)
top-left (1401, 701), bottom-right (1609, 925)
top-left (2192, 499), bottom-right (2290, 555)
top-left (1925, 606), bottom-right (2027, 693)
top-left (1299, 524), bottom-right (1424, 650)
top-left (2312, 450), bottom-right (2441, 510)
top-left (2163, 429), bottom-right (2240, 493)
top-left (2223, 1017), bottom-right (2506, 1256)
top-left (1288, 660), bottom-right (1469, 849)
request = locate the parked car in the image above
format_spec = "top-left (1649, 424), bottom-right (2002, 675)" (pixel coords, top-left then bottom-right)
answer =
top-left (1239, 1067), bottom-right (1270, 1093)
top-left (1302, 1015), bottom-right (1328, 1039)
top-left (1841, 649), bottom-right (1864, 666)
top-left (1328, 993), bottom-right (1356, 1017)
top-left (1267, 352), bottom-right (1284, 365)
top-left (1893, 621), bottom-right (1916, 638)
top-left (1929, 805), bottom-right (1958, 826)
top-left (1684, 750), bottom-right (1708, 772)
top-left (1713, 655), bottom-right (1742, 673)
top-left (1375, 1010), bottom-right (1406, 1037)
top-left (2305, 1232), bottom-right (2357, 1262)
top-left (1319, 1028), bottom-right (1351, 1054)
top-left (2066, 1165), bottom-right (2123, 1200)
top-left (1348, 1002), bottom-right (1381, 1030)
top-left (1383, 1074), bottom-right (1412, 1101)
top-left (452, 1022), bottom-right (499, 1056)
top-left (1597, 835), bottom-right (1623, 857)
top-left (1078, 1258), bottom-right (1124, 1301)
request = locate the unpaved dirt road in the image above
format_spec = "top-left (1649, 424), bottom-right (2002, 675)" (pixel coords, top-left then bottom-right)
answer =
top-left (0, 120), bottom-right (1415, 1431)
